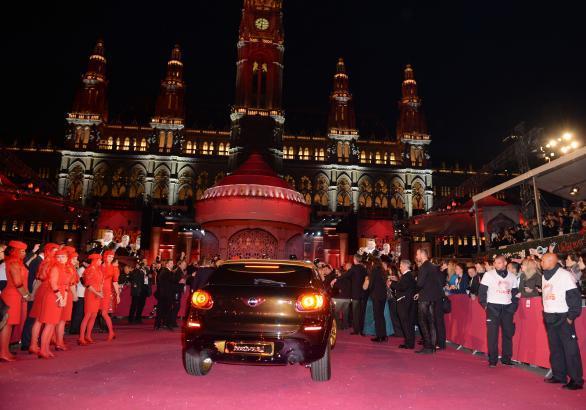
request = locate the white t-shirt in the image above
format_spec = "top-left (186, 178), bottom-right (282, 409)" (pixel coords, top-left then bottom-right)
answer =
top-left (0, 263), bottom-right (6, 281)
top-left (76, 267), bottom-right (86, 298)
top-left (542, 267), bottom-right (577, 314)
top-left (480, 269), bottom-right (518, 305)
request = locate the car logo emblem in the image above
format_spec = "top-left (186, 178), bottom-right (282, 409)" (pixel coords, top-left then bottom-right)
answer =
top-left (245, 297), bottom-right (265, 307)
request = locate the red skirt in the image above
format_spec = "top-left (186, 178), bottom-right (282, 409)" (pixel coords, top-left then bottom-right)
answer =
top-left (60, 291), bottom-right (74, 322)
top-left (100, 291), bottom-right (112, 312)
top-left (1, 290), bottom-right (25, 325)
top-left (84, 291), bottom-right (101, 314)
top-left (39, 290), bottom-right (63, 325)
top-left (29, 283), bottom-right (48, 318)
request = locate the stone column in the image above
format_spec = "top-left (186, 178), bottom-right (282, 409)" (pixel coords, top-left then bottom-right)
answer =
top-left (328, 186), bottom-right (337, 212)
top-left (168, 178), bottom-right (178, 206)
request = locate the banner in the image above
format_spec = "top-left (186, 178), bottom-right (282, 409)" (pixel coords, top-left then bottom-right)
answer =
top-left (490, 232), bottom-right (586, 259)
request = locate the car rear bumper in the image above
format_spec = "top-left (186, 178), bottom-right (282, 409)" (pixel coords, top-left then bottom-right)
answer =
top-left (183, 326), bottom-right (330, 365)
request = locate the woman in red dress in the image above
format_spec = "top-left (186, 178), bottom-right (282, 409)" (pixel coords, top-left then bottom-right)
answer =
top-left (0, 241), bottom-right (31, 362)
top-left (55, 251), bottom-right (79, 350)
top-left (78, 253), bottom-right (103, 345)
top-left (100, 251), bottom-right (120, 341)
top-left (28, 243), bottom-right (59, 354)
top-left (38, 250), bottom-right (69, 359)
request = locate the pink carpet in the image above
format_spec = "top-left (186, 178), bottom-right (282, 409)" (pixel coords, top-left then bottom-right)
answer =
top-left (0, 324), bottom-right (584, 409)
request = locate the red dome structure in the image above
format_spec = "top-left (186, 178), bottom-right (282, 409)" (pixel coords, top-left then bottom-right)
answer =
top-left (195, 153), bottom-right (310, 259)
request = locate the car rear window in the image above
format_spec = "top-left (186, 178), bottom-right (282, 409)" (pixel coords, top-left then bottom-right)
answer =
top-left (207, 263), bottom-right (316, 287)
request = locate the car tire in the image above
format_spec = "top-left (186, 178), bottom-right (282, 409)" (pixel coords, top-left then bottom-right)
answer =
top-left (184, 348), bottom-right (213, 376)
top-left (310, 340), bottom-right (331, 382)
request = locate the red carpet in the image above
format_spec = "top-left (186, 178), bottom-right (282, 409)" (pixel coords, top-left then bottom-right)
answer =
top-left (0, 324), bottom-right (583, 409)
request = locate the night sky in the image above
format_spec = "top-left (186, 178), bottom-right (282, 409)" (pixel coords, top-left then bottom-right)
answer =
top-left (1, 1), bottom-right (584, 166)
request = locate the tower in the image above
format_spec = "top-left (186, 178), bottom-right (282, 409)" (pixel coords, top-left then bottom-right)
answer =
top-left (150, 44), bottom-right (186, 154)
top-left (230, 0), bottom-right (285, 171)
top-left (396, 64), bottom-right (430, 168)
top-left (65, 39), bottom-right (108, 149)
top-left (327, 58), bottom-right (359, 164)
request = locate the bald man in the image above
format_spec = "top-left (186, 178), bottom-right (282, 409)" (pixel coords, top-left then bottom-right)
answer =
top-left (541, 253), bottom-right (583, 390)
top-left (479, 255), bottom-right (519, 367)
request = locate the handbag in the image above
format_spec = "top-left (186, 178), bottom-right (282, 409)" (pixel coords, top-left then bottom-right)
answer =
top-left (441, 296), bottom-right (452, 313)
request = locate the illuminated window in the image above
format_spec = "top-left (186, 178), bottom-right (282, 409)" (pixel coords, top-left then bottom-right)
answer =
top-left (115, 137), bottom-right (121, 150)
top-left (219, 143), bottom-right (225, 155)
top-left (158, 130), bottom-right (166, 149)
top-left (288, 146), bottom-right (294, 159)
top-left (36, 222), bottom-right (42, 233)
top-left (209, 142), bottom-right (214, 154)
top-left (384, 152), bottom-right (388, 164)
top-left (140, 138), bottom-right (147, 151)
top-left (319, 148), bottom-right (325, 161)
top-left (226, 143), bottom-right (230, 154)
top-left (202, 142), bottom-right (209, 155)
top-left (390, 152), bottom-right (396, 164)
top-left (337, 142), bottom-right (343, 161)
top-left (304, 147), bottom-right (309, 160)
top-left (186, 141), bottom-right (193, 154)
top-left (1, 220), bottom-right (6, 232)
top-left (107, 137), bottom-right (113, 150)
top-left (360, 151), bottom-right (366, 163)
top-left (375, 152), bottom-right (381, 164)
top-left (123, 137), bottom-right (130, 151)
top-left (29, 221), bottom-right (36, 232)
top-left (47, 222), bottom-right (53, 231)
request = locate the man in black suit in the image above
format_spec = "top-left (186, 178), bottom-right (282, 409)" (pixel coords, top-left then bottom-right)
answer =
top-left (369, 258), bottom-right (389, 342)
top-left (342, 254), bottom-right (368, 335)
top-left (467, 266), bottom-right (481, 298)
top-left (414, 248), bottom-right (443, 354)
top-left (21, 244), bottom-right (42, 350)
top-left (391, 259), bottom-right (417, 349)
top-left (129, 260), bottom-right (151, 323)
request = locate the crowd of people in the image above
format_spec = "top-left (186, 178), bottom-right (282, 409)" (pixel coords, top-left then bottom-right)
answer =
top-left (490, 201), bottom-right (586, 247)
top-left (317, 245), bottom-right (585, 390)
top-left (1, 232), bottom-right (585, 390)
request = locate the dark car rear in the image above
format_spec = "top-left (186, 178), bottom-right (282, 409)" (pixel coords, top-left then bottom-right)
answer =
top-left (182, 260), bottom-right (335, 381)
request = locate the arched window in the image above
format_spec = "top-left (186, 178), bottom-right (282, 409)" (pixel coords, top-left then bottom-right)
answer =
top-left (202, 142), bottom-right (209, 155)
top-left (288, 146), bottom-right (294, 159)
top-left (360, 151), bottom-right (366, 163)
top-left (251, 61), bottom-right (268, 108)
top-left (152, 168), bottom-right (170, 202)
top-left (107, 137), bottom-right (114, 150)
top-left (123, 137), bottom-right (130, 151)
top-left (375, 152), bottom-right (381, 164)
top-left (374, 179), bottom-right (389, 209)
top-left (186, 141), bottom-right (193, 154)
top-left (111, 167), bottom-right (127, 198)
top-left (140, 138), bottom-right (147, 151)
top-left (129, 166), bottom-right (146, 199)
top-left (412, 180), bottom-right (426, 211)
top-left (115, 137), bottom-right (121, 150)
top-left (343, 142), bottom-right (350, 161)
top-left (384, 152), bottom-right (388, 164)
top-left (304, 147), bottom-right (309, 160)
top-left (219, 143), bottom-right (225, 155)
top-left (337, 142), bottom-right (343, 161)
top-left (92, 164), bottom-right (109, 197)
top-left (391, 179), bottom-right (405, 209)
top-left (358, 178), bottom-right (373, 208)
top-left (337, 178), bottom-right (352, 211)
top-left (67, 165), bottom-right (84, 201)
top-left (158, 130), bottom-right (166, 150)
top-left (166, 131), bottom-right (173, 150)
top-left (390, 152), bottom-right (396, 164)
top-left (313, 175), bottom-right (329, 209)
top-left (299, 176), bottom-right (312, 204)
top-left (209, 142), bottom-right (214, 154)
top-left (319, 148), bottom-right (325, 161)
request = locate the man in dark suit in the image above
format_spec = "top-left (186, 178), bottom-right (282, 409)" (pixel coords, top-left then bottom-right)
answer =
top-left (467, 266), bottom-right (481, 298)
top-left (129, 260), bottom-right (150, 323)
top-left (342, 254), bottom-right (368, 335)
top-left (414, 248), bottom-right (443, 354)
top-left (391, 259), bottom-right (417, 349)
top-left (369, 258), bottom-right (389, 342)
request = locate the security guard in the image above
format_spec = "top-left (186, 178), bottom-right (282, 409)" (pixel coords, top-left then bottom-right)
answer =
top-left (541, 253), bottom-right (583, 390)
top-left (479, 255), bottom-right (519, 367)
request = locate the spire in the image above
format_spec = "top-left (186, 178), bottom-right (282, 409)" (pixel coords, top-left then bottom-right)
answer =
top-left (396, 64), bottom-right (428, 140)
top-left (68, 38), bottom-right (108, 123)
top-left (152, 44), bottom-right (185, 128)
top-left (328, 58), bottom-right (357, 139)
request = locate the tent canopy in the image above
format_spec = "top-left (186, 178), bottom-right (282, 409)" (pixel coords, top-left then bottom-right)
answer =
top-left (473, 146), bottom-right (586, 202)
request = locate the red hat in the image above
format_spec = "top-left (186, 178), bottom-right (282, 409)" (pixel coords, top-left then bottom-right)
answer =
top-left (44, 243), bottom-right (59, 252)
top-left (87, 253), bottom-right (102, 260)
top-left (62, 246), bottom-right (76, 255)
top-left (55, 249), bottom-right (69, 257)
top-left (8, 240), bottom-right (27, 250)
top-left (103, 250), bottom-right (115, 258)
top-left (70, 252), bottom-right (79, 259)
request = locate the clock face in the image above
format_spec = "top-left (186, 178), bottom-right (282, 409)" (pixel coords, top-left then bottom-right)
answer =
top-left (255, 18), bottom-right (269, 31)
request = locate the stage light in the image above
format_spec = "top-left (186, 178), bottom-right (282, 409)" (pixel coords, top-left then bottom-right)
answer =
top-left (571, 141), bottom-right (579, 149)
top-left (570, 186), bottom-right (579, 196)
top-left (562, 132), bottom-right (573, 141)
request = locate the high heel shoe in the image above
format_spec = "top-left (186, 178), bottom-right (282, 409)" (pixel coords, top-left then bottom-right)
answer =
top-left (77, 339), bottom-right (89, 346)
top-left (106, 333), bottom-right (116, 342)
top-left (86, 338), bottom-right (96, 344)
top-left (28, 346), bottom-right (40, 355)
top-left (0, 355), bottom-right (17, 362)
top-left (55, 344), bottom-right (69, 351)
top-left (38, 352), bottom-right (54, 360)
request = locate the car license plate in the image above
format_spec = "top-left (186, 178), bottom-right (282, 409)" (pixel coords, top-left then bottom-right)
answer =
top-left (224, 341), bottom-right (274, 356)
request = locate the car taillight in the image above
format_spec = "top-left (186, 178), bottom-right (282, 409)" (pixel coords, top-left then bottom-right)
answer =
top-left (191, 290), bottom-right (214, 310)
top-left (296, 293), bottom-right (325, 312)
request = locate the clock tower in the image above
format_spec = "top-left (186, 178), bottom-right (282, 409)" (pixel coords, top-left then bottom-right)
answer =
top-left (230, 0), bottom-right (285, 171)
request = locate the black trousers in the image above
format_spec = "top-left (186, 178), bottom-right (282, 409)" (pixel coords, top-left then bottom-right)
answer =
top-left (372, 299), bottom-right (387, 338)
top-left (129, 294), bottom-right (147, 322)
top-left (434, 301), bottom-right (446, 348)
top-left (351, 298), bottom-right (367, 334)
top-left (397, 299), bottom-right (415, 347)
top-left (20, 301), bottom-right (35, 348)
top-left (333, 298), bottom-right (351, 329)
top-left (171, 292), bottom-right (183, 323)
top-left (486, 303), bottom-right (515, 364)
top-left (155, 296), bottom-right (173, 328)
top-left (417, 301), bottom-right (437, 349)
top-left (545, 313), bottom-right (584, 385)
top-left (388, 298), bottom-right (403, 337)
top-left (69, 297), bottom-right (84, 334)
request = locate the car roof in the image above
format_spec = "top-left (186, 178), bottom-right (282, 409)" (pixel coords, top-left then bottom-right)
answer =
top-left (218, 259), bottom-right (316, 269)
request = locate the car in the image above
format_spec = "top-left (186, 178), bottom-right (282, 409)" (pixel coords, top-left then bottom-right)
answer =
top-left (182, 259), bottom-right (336, 381)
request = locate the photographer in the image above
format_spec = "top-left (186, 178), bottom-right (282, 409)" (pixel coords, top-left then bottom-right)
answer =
top-left (390, 259), bottom-right (416, 349)
top-left (329, 263), bottom-right (352, 330)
